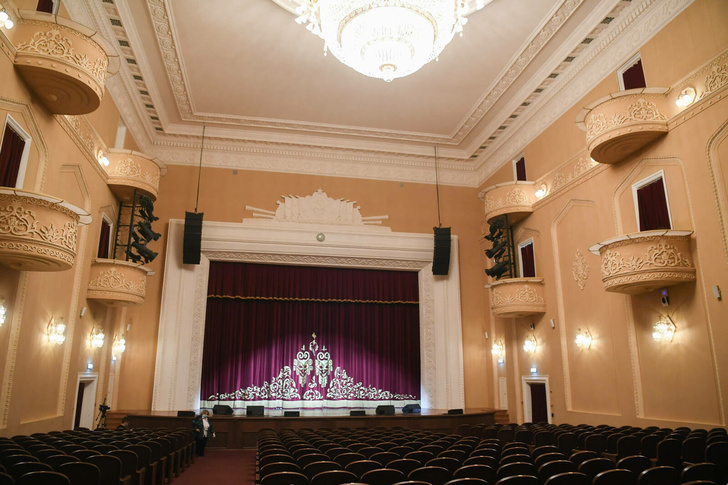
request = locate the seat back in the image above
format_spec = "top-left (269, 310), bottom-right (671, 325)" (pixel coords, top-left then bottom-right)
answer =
top-left (10, 462), bottom-right (52, 480)
top-left (592, 469), bottom-right (637, 485)
top-left (638, 465), bottom-right (679, 485)
top-left (16, 471), bottom-right (71, 485)
top-left (57, 462), bottom-right (100, 485)
top-left (87, 455), bottom-right (123, 485)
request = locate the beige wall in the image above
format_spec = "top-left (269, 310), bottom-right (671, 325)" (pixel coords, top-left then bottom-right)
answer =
top-left (480, 0), bottom-right (728, 427)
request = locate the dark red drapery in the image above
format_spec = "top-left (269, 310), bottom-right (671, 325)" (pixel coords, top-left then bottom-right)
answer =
top-left (201, 262), bottom-right (421, 408)
top-left (520, 242), bottom-right (535, 278)
top-left (0, 125), bottom-right (25, 187)
top-left (637, 177), bottom-right (671, 231)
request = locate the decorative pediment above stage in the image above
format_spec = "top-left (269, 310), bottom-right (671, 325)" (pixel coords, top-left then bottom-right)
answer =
top-left (245, 189), bottom-right (389, 231)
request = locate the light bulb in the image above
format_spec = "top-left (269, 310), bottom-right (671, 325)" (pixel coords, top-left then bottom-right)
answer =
top-left (4, 19), bottom-right (13, 29)
top-left (0, 11), bottom-right (8, 22)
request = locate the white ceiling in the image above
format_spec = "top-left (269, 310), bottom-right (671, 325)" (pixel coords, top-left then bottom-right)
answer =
top-left (63, 0), bottom-right (691, 186)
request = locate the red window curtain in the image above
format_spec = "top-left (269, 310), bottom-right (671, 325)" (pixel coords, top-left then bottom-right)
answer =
top-left (520, 242), bottom-right (535, 277)
top-left (97, 220), bottom-right (111, 258)
top-left (0, 125), bottom-right (25, 187)
top-left (201, 262), bottom-right (421, 407)
top-left (36, 0), bottom-right (54, 13)
top-left (515, 157), bottom-right (527, 181)
top-left (623, 59), bottom-right (646, 90)
top-left (637, 177), bottom-right (671, 231)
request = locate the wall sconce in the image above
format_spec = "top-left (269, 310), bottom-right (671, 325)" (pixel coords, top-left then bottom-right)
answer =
top-left (652, 315), bottom-right (676, 342)
top-left (0, 10), bottom-right (14, 29)
top-left (523, 334), bottom-right (537, 353)
top-left (675, 86), bottom-right (696, 107)
top-left (90, 327), bottom-right (105, 348)
top-left (575, 328), bottom-right (592, 349)
top-left (97, 150), bottom-right (110, 167)
top-left (534, 184), bottom-right (548, 199)
top-left (48, 317), bottom-right (66, 345)
top-left (492, 339), bottom-right (505, 364)
top-left (112, 335), bottom-right (126, 358)
top-left (0, 298), bottom-right (6, 327)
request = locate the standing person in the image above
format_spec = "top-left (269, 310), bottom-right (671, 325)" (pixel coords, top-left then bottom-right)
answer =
top-left (192, 409), bottom-right (215, 457)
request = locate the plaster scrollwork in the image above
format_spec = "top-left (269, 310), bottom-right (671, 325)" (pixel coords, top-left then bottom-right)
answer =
top-left (88, 268), bottom-right (146, 294)
top-left (268, 189), bottom-right (372, 225)
top-left (484, 188), bottom-right (532, 212)
top-left (586, 97), bottom-right (668, 139)
top-left (703, 62), bottom-right (728, 96)
top-left (0, 201), bottom-right (78, 251)
top-left (572, 248), bottom-right (589, 290)
top-left (15, 29), bottom-right (108, 83)
top-left (108, 158), bottom-right (161, 186)
top-left (491, 284), bottom-right (544, 306)
top-left (549, 152), bottom-right (599, 192)
top-left (600, 243), bottom-right (693, 277)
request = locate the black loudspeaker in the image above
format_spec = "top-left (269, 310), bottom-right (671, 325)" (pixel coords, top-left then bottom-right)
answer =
top-left (212, 405), bottom-right (233, 415)
top-left (349, 410), bottom-right (366, 416)
top-left (246, 406), bottom-right (264, 417)
top-left (447, 408), bottom-right (464, 415)
top-left (176, 410), bottom-right (195, 417)
top-left (183, 211), bottom-right (204, 265)
top-left (432, 227), bottom-right (451, 276)
top-left (375, 405), bottom-right (395, 416)
top-left (402, 403), bottom-right (421, 414)
top-left (283, 411), bottom-right (300, 417)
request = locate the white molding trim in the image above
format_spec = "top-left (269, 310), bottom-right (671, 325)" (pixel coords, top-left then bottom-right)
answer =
top-left (517, 238), bottom-right (535, 278)
top-left (632, 169), bottom-right (673, 231)
top-left (152, 219), bottom-right (465, 411)
top-left (522, 375), bottom-right (551, 424)
top-left (2, 114), bottom-right (32, 189)
top-left (618, 51), bottom-right (643, 91)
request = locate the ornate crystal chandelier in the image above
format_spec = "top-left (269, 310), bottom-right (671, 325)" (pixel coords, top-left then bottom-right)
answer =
top-left (295, 0), bottom-right (485, 82)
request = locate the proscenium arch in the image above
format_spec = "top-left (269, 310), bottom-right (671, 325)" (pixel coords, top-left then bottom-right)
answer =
top-left (152, 219), bottom-right (465, 411)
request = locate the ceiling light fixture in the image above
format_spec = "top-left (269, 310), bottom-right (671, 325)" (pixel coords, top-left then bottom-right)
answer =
top-left (0, 10), bottom-right (13, 29)
top-left (294, 0), bottom-right (489, 82)
top-left (675, 87), bottom-right (696, 107)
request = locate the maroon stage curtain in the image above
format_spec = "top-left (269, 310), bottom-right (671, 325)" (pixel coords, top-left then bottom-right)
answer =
top-left (637, 178), bottom-right (671, 231)
top-left (0, 124), bottom-right (25, 187)
top-left (201, 262), bottom-right (421, 408)
top-left (623, 59), bottom-right (647, 90)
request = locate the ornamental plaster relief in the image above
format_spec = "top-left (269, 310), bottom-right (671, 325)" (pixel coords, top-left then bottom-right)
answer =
top-left (572, 248), bottom-right (589, 290)
top-left (600, 243), bottom-right (692, 277)
top-left (585, 96), bottom-right (668, 141)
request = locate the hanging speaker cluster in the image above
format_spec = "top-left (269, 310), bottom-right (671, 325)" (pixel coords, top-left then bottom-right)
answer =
top-left (432, 227), bottom-right (451, 276)
top-left (183, 211), bottom-right (203, 265)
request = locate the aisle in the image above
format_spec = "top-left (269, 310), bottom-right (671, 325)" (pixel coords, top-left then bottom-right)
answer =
top-left (173, 449), bottom-right (256, 485)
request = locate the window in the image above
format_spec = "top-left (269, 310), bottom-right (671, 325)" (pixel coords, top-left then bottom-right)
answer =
top-left (518, 239), bottom-right (535, 278)
top-left (633, 171), bottom-right (672, 231)
top-left (513, 155), bottom-right (526, 181)
top-left (36, 0), bottom-right (60, 14)
top-left (97, 214), bottom-right (113, 259)
top-left (0, 116), bottom-right (31, 188)
top-left (618, 53), bottom-right (646, 90)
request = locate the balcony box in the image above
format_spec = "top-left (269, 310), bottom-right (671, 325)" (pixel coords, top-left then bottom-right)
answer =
top-left (104, 149), bottom-right (167, 202)
top-left (10, 11), bottom-right (119, 115)
top-left (87, 259), bottom-right (154, 306)
top-left (479, 181), bottom-right (536, 224)
top-left (485, 278), bottom-right (546, 318)
top-left (576, 88), bottom-right (671, 164)
top-left (0, 188), bottom-right (91, 271)
top-left (589, 230), bottom-right (695, 294)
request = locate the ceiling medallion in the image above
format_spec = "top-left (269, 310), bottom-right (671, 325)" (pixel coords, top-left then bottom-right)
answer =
top-left (295, 0), bottom-right (490, 82)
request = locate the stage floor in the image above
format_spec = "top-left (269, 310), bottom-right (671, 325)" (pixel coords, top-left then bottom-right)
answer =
top-left (115, 408), bottom-right (498, 449)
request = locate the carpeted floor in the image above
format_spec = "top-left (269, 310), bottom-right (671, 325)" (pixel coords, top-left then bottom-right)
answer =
top-left (173, 449), bottom-right (256, 484)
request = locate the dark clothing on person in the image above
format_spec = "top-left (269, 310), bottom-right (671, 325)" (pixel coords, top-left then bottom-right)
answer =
top-left (192, 413), bottom-right (214, 456)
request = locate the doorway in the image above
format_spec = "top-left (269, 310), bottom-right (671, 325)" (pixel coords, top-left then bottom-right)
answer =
top-left (72, 372), bottom-right (98, 429)
top-left (522, 375), bottom-right (551, 424)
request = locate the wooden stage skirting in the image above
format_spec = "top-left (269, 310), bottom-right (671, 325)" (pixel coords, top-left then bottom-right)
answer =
top-left (112, 408), bottom-right (498, 449)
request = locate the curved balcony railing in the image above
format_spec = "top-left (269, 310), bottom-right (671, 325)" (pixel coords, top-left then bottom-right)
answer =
top-left (575, 88), bottom-right (671, 164)
top-left (589, 230), bottom-right (695, 294)
top-left (485, 278), bottom-right (546, 318)
top-left (87, 258), bottom-right (154, 306)
top-left (104, 149), bottom-right (167, 202)
top-left (9, 11), bottom-right (119, 114)
top-left (479, 181), bottom-right (536, 224)
top-left (0, 188), bottom-right (91, 271)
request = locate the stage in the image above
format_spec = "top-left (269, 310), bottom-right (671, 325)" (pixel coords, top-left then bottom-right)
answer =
top-left (112, 408), bottom-right (498, 449)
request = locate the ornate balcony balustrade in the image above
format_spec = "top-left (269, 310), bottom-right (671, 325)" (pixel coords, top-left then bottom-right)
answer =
top-left (104, 149), bottom-right (167, 202)
top-left (0, 188), bottom-right (91, 271)
top-left (479, 181), bottom-right (536, 224)
top-left (9, 11), bottom-right (118, 115)
top-left (485, 278), bottom-right (546, 318)
top-left (576, 88), bottom-right (672, 164)
top-left (589, 230), bottom-right (695, 294)
top-left (87, 258), bottom-right (154, 306)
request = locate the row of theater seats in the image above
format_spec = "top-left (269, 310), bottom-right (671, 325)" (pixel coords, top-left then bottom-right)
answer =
top-left (0, 426), bottom-right (195, 485)
top-left (255, 423), bottom-right (728, 485)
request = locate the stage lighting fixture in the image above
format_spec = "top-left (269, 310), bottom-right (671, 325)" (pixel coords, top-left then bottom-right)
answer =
top-left (485, 217), bottom-right (505, 241)
top-left (137, 220), bottom-right (161, 242)
top-left (138, 195), bottom-right (159, 222)
top-left (485, 260), bottom-right (509, 279)
top-left (485, 240), bottom-right (507, 259)
top-left (125, 246), bottom-right (142, 263)
top-left (132, 240), bottom-right (158, 263)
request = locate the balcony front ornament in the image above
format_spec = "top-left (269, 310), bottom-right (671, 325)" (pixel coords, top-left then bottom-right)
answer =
top-left (104, 149), bottom-right (167, 202)
top-left (479, 181), bottom-right (536, 224)
top-left (485, 278), bottom-right (546, 318)
top-left (87, 258), bottom-right (155, 306)
top-left (0, 188), bottom-right (91, 271)
top-left (589, 230), bottom-right (695, 294)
